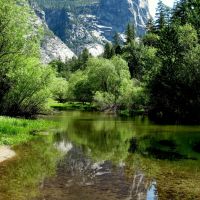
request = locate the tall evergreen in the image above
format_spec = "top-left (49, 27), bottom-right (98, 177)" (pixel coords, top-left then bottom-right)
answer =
top-left (113, 32), bottom-right (122, 55)
top-left (125, 23), bottom-right (136, 44)
top-left (155, 0), bottom-right (171, 31)
top-left (113, 32), bottom-right (120, 46)
top-left (103, 42), bottom-right (115, 59)
top-left (146, 17), bottom-right (156, 33)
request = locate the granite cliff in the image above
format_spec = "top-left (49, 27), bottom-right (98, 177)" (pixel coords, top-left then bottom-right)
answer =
top-left (30, 0), bottom-right (150, 56)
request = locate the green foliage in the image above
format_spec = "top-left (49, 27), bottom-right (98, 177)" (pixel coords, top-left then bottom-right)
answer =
top-left (123, 41), bottom-right (144, 79)
top-left (172, 0), bottom-right (200, 38)
top-left (65, 56), bottom-right (146, 112)
top-left (51, 77), bottom-right (69, 103)
top-left (94, 91), bottom-right (116, 111)
top-left (142, 33), bottom-right (160, 47)
top-left (0, 0), bottom-right (56, 117)
top-left (113, 32), bottom-right (122, 54)
top-left (148, 24), bottom-right (200, 123)
top-left (1, 58), bottom-right (55, 116)
top-left (50, 59), bottom-right (71, 79)
top-left (50, 101), bottom-right (97, 111)
top-left (146, 17), bottom-right (157, 33)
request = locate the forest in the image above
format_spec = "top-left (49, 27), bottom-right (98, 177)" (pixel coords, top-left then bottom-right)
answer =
top-left (0, 0), bottom-right (200, 124)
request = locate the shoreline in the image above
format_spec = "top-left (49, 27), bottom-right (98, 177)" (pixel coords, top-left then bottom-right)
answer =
top-left (0, 146), bottom-right (16, 163)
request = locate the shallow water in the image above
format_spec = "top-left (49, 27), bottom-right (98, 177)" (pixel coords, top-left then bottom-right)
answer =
top-left (1, 111), bottom-right (200, 200)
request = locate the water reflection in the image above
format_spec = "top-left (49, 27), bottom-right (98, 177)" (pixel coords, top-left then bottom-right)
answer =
top-left (1, 111), bottom-right (200, 200)
top-left (46, 111), bottom-right (200, 199)
top-left (37, 139), bottom-right (157, 200)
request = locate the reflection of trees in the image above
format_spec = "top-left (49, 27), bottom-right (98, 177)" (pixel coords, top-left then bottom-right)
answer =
top-left (53, 112), bottom-right (200, 199)
top-left (57, 111), bottom-right (200, 162)
top-left (57, 114), bottom-right (138, 163)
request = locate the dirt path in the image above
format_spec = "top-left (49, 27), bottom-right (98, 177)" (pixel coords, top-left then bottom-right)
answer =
top-left (0, 146), bottom-right (16, 163)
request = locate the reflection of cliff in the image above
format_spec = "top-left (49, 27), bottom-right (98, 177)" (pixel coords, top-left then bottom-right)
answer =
top-left (37, 141), bottom-right (157, 200)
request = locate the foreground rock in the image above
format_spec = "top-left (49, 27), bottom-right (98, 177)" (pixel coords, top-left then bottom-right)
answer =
top-left (0, 146), bottom-right (16, 163)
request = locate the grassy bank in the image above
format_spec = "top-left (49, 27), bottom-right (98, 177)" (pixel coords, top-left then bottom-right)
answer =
top-left (50, 101), bottom-right (98, 112)
top-left (50, 100), bottom-right (145, 117)
top-left (0, 116), bottom-right (57, 146)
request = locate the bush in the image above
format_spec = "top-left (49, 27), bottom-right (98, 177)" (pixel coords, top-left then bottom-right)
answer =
top-left (1, 57), bottom-right (55, 117)
top-left (51, 77), bottom-right (69, 103)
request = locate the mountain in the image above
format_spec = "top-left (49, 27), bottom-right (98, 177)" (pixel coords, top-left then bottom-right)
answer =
top-left (31, 3), bottom-right (76, 64)
top-left (30, 0), bottom-right (150, 56)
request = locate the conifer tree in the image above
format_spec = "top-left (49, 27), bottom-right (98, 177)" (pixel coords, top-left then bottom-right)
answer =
top-left (146, 17), bottom-right (156, 33)
top-left (113, 32), bottom-right (122, 55)
top-left (155, 0), bottom-right (171, 31)
top-left (125, 23), bottom-right (136, 44)
top-left (113, 32), bottom-right (120, 46)
top-left (103, 42), bottom-right (115, 59)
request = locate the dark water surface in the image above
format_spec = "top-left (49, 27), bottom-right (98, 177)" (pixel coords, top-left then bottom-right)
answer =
top-left (1, 111), bottom-right (200, 200)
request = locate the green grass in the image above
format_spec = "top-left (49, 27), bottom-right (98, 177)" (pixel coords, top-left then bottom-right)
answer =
top-left (50, 101), bottom-right (98, 112)
top-left (0, 116), bottom-right (57, 146)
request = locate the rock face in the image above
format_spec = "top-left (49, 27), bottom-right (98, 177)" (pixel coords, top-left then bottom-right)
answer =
top-left (41, 35), bottom-right (76, 64)
top-left (31, 3), bottom-right (76, 64)
top-left (31, 0), bottom-right (150, 56)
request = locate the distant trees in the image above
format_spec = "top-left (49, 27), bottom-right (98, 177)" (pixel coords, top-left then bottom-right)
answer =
top-left (46, 0), bottom-right (200, 123)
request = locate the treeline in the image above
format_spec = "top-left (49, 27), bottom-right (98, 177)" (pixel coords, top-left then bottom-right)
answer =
top-left (50, 0), bottom-right (200, 123)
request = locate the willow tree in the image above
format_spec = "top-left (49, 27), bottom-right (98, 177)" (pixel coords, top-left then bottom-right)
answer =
top-left (0, 0), bottom-right (54, 116)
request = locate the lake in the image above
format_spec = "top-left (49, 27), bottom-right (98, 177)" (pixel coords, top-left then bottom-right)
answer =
top-left (0, 111), bottom-right (200, 200)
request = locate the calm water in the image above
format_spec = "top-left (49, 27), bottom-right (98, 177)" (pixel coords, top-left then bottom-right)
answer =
top-left (1, 111), bottom-right (200, 200)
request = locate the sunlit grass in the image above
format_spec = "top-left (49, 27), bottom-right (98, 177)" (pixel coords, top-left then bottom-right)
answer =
top-left (0, 116), bottom-right (56, 145)
top-left (49, 100), bottom-right (97, 111)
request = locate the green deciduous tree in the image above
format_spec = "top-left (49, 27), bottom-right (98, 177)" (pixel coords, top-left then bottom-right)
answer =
top-left (0, 0), bottom-right (56, 116)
